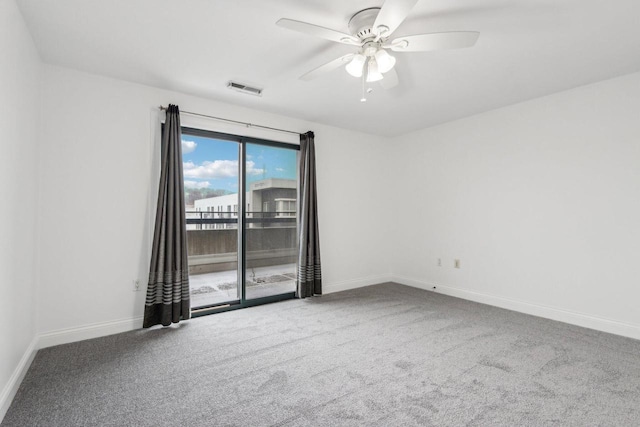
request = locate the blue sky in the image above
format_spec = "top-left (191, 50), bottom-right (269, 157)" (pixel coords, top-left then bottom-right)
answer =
top-left (181, 135), bottom-right (297, 192)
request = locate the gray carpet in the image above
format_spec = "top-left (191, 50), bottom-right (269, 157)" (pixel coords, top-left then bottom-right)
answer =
top-left (4, 283), bottom-right (640, 426)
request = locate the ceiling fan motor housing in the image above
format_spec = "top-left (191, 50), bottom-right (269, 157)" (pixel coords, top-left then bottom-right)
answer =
top-left (348, 8), bottom-right (381, 41)
top-left (363, 42), bottom-right (380, 57)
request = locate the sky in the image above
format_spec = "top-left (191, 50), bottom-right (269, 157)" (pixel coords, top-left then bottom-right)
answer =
top-left (181, 134), bottom-right (297, 193)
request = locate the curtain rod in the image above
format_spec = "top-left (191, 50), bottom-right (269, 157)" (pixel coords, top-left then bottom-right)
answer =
top-left (159, 106), bottom-right (303, 136)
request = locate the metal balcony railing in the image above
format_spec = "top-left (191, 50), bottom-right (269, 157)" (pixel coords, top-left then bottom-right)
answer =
top-left (185, 211), bottom-right (296, 226)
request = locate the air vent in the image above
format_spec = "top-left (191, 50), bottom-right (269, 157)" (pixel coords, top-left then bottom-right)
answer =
top-left (227, 81), bottom-right (263, 97)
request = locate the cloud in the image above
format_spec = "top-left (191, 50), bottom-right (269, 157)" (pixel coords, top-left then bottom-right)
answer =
top-left (184, 180), bottom-right (210, 189)
top-left (184, 160), bottom-right (237, 179)
top-left (247, 161), bottom-right (264, 176)
top-left (275, 167), bottom-right (285, 172)
top-left (183, 160), bottom-right (264, 179)
top-left (181, 140), bottom-right (197, 154)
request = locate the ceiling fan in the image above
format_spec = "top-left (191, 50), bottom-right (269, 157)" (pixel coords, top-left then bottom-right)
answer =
top-left (277, 0), bottom-right (479, 99)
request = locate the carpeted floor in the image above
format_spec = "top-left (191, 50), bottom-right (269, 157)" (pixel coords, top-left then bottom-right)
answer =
top-left (4, 282), bottom-right (640, 426)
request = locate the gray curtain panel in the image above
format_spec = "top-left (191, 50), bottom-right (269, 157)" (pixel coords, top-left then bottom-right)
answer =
top-left (297, 131), bottom-right (322, 298)
top-left (143, 104), bottom-right (190, 327)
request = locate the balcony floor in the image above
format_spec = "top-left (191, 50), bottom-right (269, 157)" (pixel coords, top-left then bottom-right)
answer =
top-left (190, 263), bottom-right (296, 308)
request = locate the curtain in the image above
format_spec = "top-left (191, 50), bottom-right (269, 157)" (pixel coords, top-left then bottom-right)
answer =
top-left (143, 104), bottom-right (190, 327)
top-left (297, 131), bottom-right (322, 298)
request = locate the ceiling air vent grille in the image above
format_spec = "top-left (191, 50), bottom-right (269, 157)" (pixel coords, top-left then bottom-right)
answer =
top-left (227, 81), bottom-right (263, 97)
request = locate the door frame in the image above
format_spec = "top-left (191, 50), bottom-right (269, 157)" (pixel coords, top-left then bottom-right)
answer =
top-left (181, 126), bottom-right (299, 318)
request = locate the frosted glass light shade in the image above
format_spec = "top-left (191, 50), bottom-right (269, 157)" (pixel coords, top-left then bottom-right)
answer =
top-left (374, 49), bottom-right (396, 73)
top-left (366, 59), bottom-right (383, 82)
top-left (346, 54), bottom-right (366, 77)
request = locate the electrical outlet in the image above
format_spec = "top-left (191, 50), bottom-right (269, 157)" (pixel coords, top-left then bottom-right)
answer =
top-left (133, 279), bottom-right (141, 292)
top-left (437, 258), bottom-right (442, 267)
top-left (454, 259), bottom-right (461, 269)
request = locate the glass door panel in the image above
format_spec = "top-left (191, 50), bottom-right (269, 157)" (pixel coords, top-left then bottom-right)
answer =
top-left (244, 143), bottom-right (298, 300)
top-left (182, 131), bottom-right (240, 309)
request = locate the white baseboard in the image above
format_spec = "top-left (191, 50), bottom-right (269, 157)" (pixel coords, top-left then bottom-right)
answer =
top-left (39, 316), bottom-right (144, 349)
top-left (323, 274), bottom-right (392, 295)
top-left (393, 275), bottom-right (640, 341)
top-left (0, 336), bottom-right (38, 423)
top-left (37, 275), bottom-right (391, 349)
top-left (37, 275), bottom-right (389, 350)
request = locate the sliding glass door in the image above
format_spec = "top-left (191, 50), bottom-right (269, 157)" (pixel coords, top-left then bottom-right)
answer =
top-left (182, 133), bottom-right (240, 308)
top-left (245, 142), bottom-right (298, 300)
top-left (181, 127), bottom-right (298, 315)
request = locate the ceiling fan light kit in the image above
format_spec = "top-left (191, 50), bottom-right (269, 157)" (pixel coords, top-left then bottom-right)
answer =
top-left (365, 59), bottom-right (384, 82)
top-left (345, 43), bottom-right (394, 82)
top-left (360, 41), bottom-right (396, 82)
top-left (277, 0), bottom-right (479, 99)
top-left (346, 53), bottom-right (366, 77)
top-left (374, 49), bottom-right (396, 73)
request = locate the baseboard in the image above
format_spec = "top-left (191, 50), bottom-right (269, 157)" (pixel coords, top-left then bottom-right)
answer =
top-left (323, 274), bottom-right (393, 295)
top-left (38, 276), bottom-right (390, 348)
top-left (393, 275), bottom-right (640, 341)
top-left (0, 336), bottom-right (38, 423)
top-left (39, 316), bottom-right (144, 349)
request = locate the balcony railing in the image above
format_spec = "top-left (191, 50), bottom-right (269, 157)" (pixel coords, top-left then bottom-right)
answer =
top-left (185, 211), bottom-right (297, 275)
top-left (184, 211), bottom-right (298, 306)
top-left (186, 211), bottom-right (296, 226)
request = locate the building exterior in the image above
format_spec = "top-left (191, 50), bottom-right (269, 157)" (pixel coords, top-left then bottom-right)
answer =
top-left (191, 178), bottom-right (296, 229)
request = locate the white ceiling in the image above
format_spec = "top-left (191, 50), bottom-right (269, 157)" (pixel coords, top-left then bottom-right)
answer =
top-left (17, 0), bottom-right (640, 136)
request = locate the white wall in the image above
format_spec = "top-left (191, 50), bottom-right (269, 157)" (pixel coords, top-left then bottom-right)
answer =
top-left (0, 0), bottom-right (41, 418)
top-left (391, 72), bottom-right (640, 338)
top-left (34, 65), bottom-right (640, 344)
top-left (37, 65), bottom-right (392, 344)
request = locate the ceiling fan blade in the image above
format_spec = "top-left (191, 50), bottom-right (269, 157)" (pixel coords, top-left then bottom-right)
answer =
top-left (277, 19), bottom-right (360, 45)
top-left (379, 67), bottom-right (399, 89)
top-left (387, 31), bottom-right (480, 52)
top-left (300, 54), bottom-right (355, 81)
top-left (373, 0), bottom-right (419, 37)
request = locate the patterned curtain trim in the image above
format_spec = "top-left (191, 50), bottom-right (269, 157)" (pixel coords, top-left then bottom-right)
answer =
top-left (146, 270), bottom-right (190, 304)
